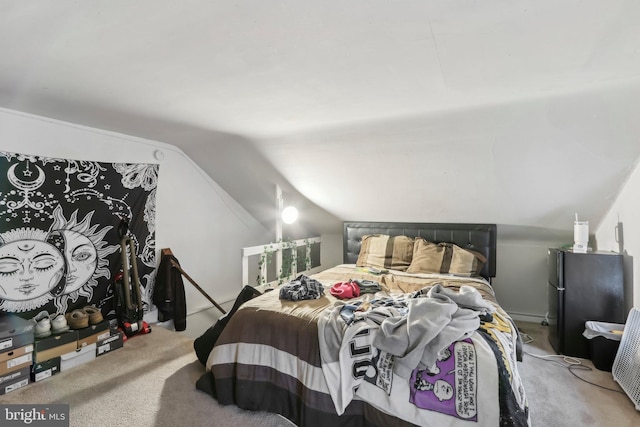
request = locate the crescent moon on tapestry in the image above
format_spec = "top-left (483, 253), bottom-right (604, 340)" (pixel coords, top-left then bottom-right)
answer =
top-left (7, 163), bottom-right (46, 191)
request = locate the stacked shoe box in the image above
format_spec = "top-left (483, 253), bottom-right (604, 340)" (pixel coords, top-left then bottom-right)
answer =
top-left (0, 314), bottom-right (34, 394)
top-left (61, 320), bottom-right (110, 371)
top-left (32, 331), bottom-right (78, 381)
top-left (96, 330), bottom-right (124, 357)
top-left (58, 307), bottom-right (110, 372)
top-left (1, 307), bottom-right (129, 388)
top-left (31, 309), bottom-right (76, 382)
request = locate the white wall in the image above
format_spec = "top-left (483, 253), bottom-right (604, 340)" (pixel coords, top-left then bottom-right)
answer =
top-left (595, 158), bottom-right (640, 311)
top-left (474, 225), bottom-right (573, 323)
top-left (492, 243), bottom-right (550, 322)
top-left (0, 108), bottom-right (272, 322)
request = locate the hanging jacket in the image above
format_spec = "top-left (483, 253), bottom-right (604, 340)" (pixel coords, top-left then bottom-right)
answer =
top-left (153, 249), bottom-right (187, 331)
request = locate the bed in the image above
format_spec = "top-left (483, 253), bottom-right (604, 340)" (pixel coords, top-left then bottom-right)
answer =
top-left (195, 222), bottom-right (529, 427)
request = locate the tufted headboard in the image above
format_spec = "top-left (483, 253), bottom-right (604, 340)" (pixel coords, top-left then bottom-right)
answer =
top-left (343, 222), bottom-right (497, 280)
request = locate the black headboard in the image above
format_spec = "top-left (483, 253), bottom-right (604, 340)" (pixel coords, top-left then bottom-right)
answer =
top-left (343, 222), bottom-right (497, 280)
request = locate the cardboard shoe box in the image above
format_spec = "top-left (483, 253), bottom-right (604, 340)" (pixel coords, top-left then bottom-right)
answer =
top-left (0, 351), bottom-right (32, 376)
top-left (0, 314), bottom-right (34, 353)
top-left (60, 343), bottom-right (96, 371)
top-left (31, 357), bottom-right (61, 382)
top-left (77, 321), bottom-right (110, 349)
top-left (33, 331), bottom-right (78, 363)
top-left (96, 331), bottom-right (124, 357)
top-left (1, 332), bottom-right (34, 356)
top-left (0, 366), bottom-right (30, 395)
top-left (0, 343), bottom-right (34, 365)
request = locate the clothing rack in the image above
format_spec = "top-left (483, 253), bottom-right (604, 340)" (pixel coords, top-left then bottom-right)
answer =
top-left (161, 248), bottom-right (226, 315)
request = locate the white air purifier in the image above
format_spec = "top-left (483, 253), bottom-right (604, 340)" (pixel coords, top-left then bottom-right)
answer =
top-left (612, 307), bottom-right (640, 411)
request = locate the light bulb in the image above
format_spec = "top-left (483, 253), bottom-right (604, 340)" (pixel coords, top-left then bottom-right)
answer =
top-left (281, 206), bottom-right (298, 224)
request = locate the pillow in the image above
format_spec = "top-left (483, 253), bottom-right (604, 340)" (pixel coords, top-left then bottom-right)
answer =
top-left (405, 239), bottom-right (445, 274)
top-left (355, 234), bottom-right (414, 272)
top-left (406, 238), bottom-right (487, 277)
top-left (449, 244), bottom-right (487, 277)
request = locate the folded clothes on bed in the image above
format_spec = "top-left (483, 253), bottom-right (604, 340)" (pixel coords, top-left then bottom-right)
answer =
top-left (352, 279), bottom-right (381, 294)
top-left (279, 274), bottom-right (325, 301)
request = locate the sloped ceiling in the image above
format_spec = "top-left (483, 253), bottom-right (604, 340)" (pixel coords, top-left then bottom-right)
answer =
top-left (1, 1), bottom-right (640, 238)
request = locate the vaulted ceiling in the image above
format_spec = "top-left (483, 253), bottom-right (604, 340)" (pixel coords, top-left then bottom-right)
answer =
top-left (2, 1), bottom-right (640, 238)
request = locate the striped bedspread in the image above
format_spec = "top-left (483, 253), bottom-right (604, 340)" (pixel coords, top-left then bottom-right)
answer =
top-left (196, 265), bottom-right (530, 427)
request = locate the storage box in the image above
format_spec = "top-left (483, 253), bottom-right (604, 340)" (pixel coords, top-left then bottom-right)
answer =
top-left (0, 351), bottom-right (32, 375)
top-left (60, 343), bottom-right (96, 371)
top-left (0, 314), bottom-right (34, 353)
top-left (0, 332), bottom-right (34, 355)
top-left (0, 366), bottom-right (30, 387)
top-left (31, 357), bottom-right (61, 382)
top-left (33, 330), bottom-right (78, 363)
top-left (77, 321), bottom-right (110, 349)
top-left (0, 366), bottom-right (30, 395)
top-left (96, 331), bottom-right (124, 357)
top-left (0, 343), bottom-right (33, 364)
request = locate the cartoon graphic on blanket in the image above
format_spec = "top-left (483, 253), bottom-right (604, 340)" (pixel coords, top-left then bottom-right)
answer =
top-left (358, 339), bottom-right (478, 420)
top-left (410, 339), bottom-right (476, 420)
top-left (317, 269), bottom-right (526, 425)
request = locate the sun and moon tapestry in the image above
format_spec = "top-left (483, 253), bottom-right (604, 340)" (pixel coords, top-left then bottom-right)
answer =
top-left (0, 150), bottom-right (158, 323)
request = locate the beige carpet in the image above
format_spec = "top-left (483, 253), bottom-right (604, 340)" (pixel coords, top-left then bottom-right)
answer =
top-left (2, 322), bottom-right (639, 426)
top-left (516, 321), bottom-right (639, 427)
top-left (1, 326), bottom-right (291, 427)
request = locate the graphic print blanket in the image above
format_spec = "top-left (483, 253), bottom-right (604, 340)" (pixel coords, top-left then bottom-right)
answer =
top-left (0, 151), bottom-right (158, 322)
top-left (317, 275), bottom-right (528, 426)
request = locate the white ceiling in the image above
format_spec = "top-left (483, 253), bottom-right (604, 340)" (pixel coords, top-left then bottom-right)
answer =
top-left (2, 1), bottom-right (640, 237)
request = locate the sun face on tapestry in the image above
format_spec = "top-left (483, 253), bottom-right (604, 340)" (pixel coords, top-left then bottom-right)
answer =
top-left (0, 151), bottom-right (158, 321)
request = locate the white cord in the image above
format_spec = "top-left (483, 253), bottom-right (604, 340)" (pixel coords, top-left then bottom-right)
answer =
top-left (523, 340), bottom-right (624, 393)
top-left (524, 350), bottom-right (582, 367)
top-left (518, 326), bottom-right (624, 393)
top-left (520, 329), bottom-right (582, 366)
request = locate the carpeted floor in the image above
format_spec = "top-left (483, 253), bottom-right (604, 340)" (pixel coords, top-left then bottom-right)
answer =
top-left (1, 326), bottom-right (291, 427)
top-left (515, 320), bottom-right (639, 427)
top-left (2, 322), bottom-right (639, 426)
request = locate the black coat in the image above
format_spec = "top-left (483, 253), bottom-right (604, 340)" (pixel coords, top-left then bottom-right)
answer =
top-left (153, 250), bottom-right (187, 331)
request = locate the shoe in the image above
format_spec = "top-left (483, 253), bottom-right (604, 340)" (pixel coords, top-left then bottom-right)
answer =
top-left (82, 306), bottom-right (103, 325)
top-left (32, 311), bottom-right (51, 338)
top-left (51, 314), bottom-right (70, 334)
top-left (65, 310), bottom-right (89, 329)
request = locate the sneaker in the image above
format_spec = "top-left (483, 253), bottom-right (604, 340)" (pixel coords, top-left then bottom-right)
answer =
top-left (51, 314), bottom-right (70, 334)
top-left (32, 311), bottom-right (51, 338)
top-left (65, 310), bottom-right (89, 329)
top-left (82, 306), bottom-right (104, 325)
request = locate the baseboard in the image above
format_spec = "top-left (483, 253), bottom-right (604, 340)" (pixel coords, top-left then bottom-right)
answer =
top-left (508, 311), bottom-right (547, 324)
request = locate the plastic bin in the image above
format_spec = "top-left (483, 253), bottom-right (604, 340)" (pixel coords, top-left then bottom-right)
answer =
top-left (583, 321), bottom-right (624, 371)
